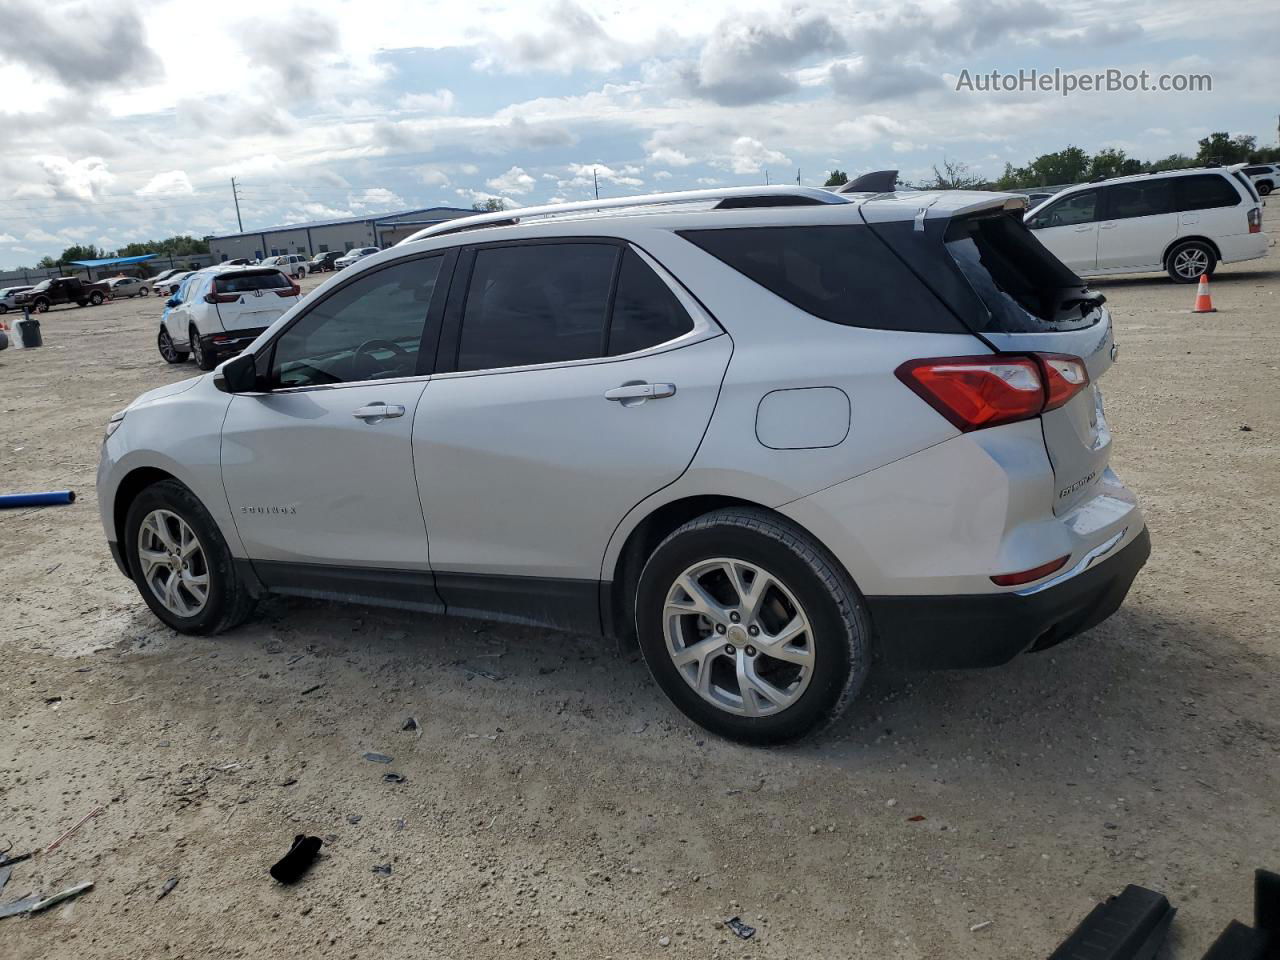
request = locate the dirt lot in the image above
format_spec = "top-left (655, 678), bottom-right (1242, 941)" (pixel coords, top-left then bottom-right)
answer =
top-left (2, 217), bottom-right (1278, 959)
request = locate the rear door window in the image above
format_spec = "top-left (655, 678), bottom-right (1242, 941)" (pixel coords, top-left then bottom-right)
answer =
top-left (606, 248), bottom-right (694, 356)
top-left (1175, 174), bottom-right (1240, 211)
top-left (678, 225), bottom-right (965, 334)
top-left (456, 243), bottom-right (618, 372)
top-left (1101, 180), bottom-right (1174, 219)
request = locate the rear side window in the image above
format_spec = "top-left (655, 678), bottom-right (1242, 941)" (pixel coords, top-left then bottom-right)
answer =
top-left (215, 271), bottom-right (291, 293)
top-left (607, 248), bottom-right (694, 356)
top-left (1232, 171), bottom-right (1260, 203)
top-left (457, 243), bottom-right (618, 372)
top-left (1102, 180), bottom-right (1173, 219)
top-left (678, 225), bottom-right (964, 334)
top-left (1175, 174), bottom-right (1240, 211)
top-left (941, 213), bottom-right (1096, 332)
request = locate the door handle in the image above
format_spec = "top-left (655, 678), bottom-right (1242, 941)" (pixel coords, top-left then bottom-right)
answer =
top-left (1099, 221), bottom-right (1117, 229)
top-left (352, 402), bottom-right (405, 422)
top-left (604, 382), bottom-right (676, 403)
top-left (1075, 224), bottom-right (1094, 232)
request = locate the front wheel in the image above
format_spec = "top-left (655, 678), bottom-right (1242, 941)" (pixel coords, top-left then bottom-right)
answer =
top-left (124, 479), bottom-right (255, 634)
top-left (158, 327), bottom-right (189, 363)
top-left (34, 300), bottom-right (49, 313)
top-left (635, 508), bottom-right (870, 744)
top-left (1166, 240), bottom-right (1217, 283)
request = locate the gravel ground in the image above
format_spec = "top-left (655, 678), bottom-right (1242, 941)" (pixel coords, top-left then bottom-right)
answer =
top-left (2, 214), bottom-right (1278, 959)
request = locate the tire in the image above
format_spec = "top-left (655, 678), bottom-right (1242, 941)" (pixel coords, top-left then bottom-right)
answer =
top-left (34, 299), bottom-right (49, 313)
top-left (635, 507), bottom-right (871, 744)
top-left (1259, 182), bottom-right (1273, 197)
top-left (123, 479), bottom-right (255, 635)
top-left (77, 300), bottom-right (88, 307)
top-left (158, 327), bottom-right (189, 363)
top-left (190, 325), bottom-right (215, 370)
top-left (1166, 240), bottom-right (1217, 283)
top-left (89, 291), bottom-right (104, 305)
top-left (0, 304), bottom-right (7, 314)
top-left (139, 286), bottom-right (150, 297)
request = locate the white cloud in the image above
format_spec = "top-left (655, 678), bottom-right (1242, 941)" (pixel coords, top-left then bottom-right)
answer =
top-left (720, 137), bottom-right (790, 176)
top-left (399, 89), bottom-right (455, 113)
top-left (486, 165), bottom-right (536, 195)
top-left (135, 170), bottom-right (194, 196)
top-left (351, 187), bottom-right (405, 209)
top-left (0, 233), bottom-right (18, 244)
top-left (647, 146), bottom-right (696, 167)
top-left (29, 155), bottom-right (115, 201)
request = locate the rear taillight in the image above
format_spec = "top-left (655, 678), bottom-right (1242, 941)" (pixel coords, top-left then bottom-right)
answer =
top-left (204, 291), bottom-right (239, 304)
top-left (1248, 207), bottom-right (1262, 233)
top-left (895, 353), bottom-right (1090, 432)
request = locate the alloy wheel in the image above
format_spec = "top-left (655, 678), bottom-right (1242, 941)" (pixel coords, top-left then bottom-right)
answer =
top-left (1172, 247), bottom-right (1209, 280)
top-left (137, 509), bottom-right (209, 617)
top-left (662, 557), bottom-right (815, 717)
top-left (158, 329), bottom-right (178, 362)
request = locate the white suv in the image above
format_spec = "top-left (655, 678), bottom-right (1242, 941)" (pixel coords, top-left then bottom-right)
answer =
top-left (334, 246), bottom-right (380, 269)
top-left (157, 266), bottom-right (301, 370)
top-left (1241, 163), bottom-right (1277, 197)
top-left (1026, 167), bottom-right (1267, 282)
top-left (99, 186), bottom-right (1150, 743)
top-left (261, 254), bottom-right (310, 279)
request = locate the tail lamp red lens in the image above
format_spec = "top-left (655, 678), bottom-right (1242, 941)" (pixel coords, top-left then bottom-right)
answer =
top-left (1248, 207), bottom-right (1262, 234)
top-left (990, 554), bottom-right (1070, 586)
top-left (895, 353), bottom-right (1089, 432)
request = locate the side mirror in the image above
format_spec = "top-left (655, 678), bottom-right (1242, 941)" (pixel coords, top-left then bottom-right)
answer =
top-left (213, 352), bottom-right (261, 394)
top-left (166, 296), bottom-right (180, 307)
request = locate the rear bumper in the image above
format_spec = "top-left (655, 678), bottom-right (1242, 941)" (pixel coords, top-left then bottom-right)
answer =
top-left (1217, 231), bottom-right (1270, 264)
top-left (199, 327), bottom-right (267, 361)
top-left (866, 526), bottom-right (1150, 669)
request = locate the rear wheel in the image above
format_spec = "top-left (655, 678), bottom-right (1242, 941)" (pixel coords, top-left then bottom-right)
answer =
top-left (124, 479), bottom-right (255, 634)
top-left (1166, 240), bottom-right (1217, 283)
top-left (635, 508), bottom-right (870, 744)
top-left (158, 327), bottom-right (189, 363)
top-left (1258, 182), bottom-right (1273, 197)
top-left (89, 291), bottom-right (105, 305)
top-left (190, 325), bottom-right (215, 370)
top-left (138, 286), bottom-right (150, 297)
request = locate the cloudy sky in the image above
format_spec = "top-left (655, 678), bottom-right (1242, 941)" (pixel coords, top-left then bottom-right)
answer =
top-left (0, 0), bottom-right (1273, 268)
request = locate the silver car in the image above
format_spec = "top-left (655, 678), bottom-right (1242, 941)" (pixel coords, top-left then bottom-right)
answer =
top-left (97, 185), bottom-right (1149, 743)
top-left (0, 285), bottom-right (34, 314)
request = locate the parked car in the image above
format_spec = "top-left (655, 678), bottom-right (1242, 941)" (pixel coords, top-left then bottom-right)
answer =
top-left (0, 285), bottom-right (34, 314)
top-left (99, 185), bottom-right (1151, 743)
top-left (1023, 191), bottom-right (1055, 209)
top-left (334, 246), bottom-right (379, 269)
top-left (308, 251), bottom-right (342, 273)
top-left (156, 266), bottom-right (300, 370)
top-left (261, 254), bottom-right (310, 278)
top-left (107, 276), bottom-right (150, 298)
top-left (1241, 163), bottom-right (1277, 197)
top-left (223, 258), bottom-right (252, 266)
top-left (155, 272), bottom-right (193, 298)
top-left (1026, 167), bottom-right (1267, 282)
top-left (14, 276), bottom-right (111, 312)
top-left (145, 268), bottom-right (184, 290)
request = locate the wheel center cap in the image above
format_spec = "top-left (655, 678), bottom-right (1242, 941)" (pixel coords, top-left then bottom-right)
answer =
top-left (726, 624), bottom-right (749, 647)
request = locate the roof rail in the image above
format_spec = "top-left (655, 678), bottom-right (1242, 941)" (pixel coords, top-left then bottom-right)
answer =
top-left (397, 186), bottom-right (851, 244)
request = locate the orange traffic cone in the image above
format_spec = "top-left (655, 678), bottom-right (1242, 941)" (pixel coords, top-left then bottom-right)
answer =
top-left (1191, 275), bottom-right (1216, 313)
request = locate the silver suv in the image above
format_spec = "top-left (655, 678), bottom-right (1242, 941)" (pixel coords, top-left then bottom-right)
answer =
top-left (98, 185), bottom-right (1149, 742)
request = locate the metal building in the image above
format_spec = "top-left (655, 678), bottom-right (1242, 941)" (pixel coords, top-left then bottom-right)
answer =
top-left (207, 207), bottom-right (475, 263)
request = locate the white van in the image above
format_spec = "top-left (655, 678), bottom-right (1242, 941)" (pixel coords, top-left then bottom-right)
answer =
top-left (1026, 168), bottom-right (1267, 282)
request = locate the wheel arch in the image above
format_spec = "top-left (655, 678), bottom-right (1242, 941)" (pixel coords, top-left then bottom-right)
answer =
top-left (112, 467), bottom-right (181, 574)
top-left (602, 494), bottom-right (835, 641)
top-left (1163, 234), bottom-right (1221, 267)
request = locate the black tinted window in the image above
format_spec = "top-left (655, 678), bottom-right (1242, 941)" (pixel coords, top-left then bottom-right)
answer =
top-left (678, 225), bottom-right (963, 333)
top-left (457, 243), bottom-right (618, 371)
top-left (1175, 174), bottom-right (1240, 211)
top-left (1103, 180), bottom-right (1173, 219)
top-left (271, 256), bottom-right (442, 388)
top-left (607, 249), bottom-right (694, 355)
top-left (1243, 166), bottom-right (1269, 175)
top-left (1032, 190), bottom-right (1099, 227)
top-left (216, 271), bottom-right (291, 293)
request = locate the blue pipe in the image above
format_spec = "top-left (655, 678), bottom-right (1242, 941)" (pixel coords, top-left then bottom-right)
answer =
top-left (0, 490), bottom-right (76, 508)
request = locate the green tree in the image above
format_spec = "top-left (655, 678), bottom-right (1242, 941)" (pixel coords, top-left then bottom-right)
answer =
top-left (115, 235), bottom-right (210, 258)
top-left (1026, 146), bottom-right (1090, 186)
top-left (1195, 132), bottom-right (1256, 165)
top-left (59, 244), bottom-right (102, 263)
top-left (472, 198), bottom-right (506, 212)
top-left (823, 169), bottom-right (849, 187)
top-left (37, 255), bottom-right (57, 268)
top-left (917, 159), bottom-right (986, 190)
top-left (1145, 153), bottom-right (1194, 173)
top-left (1088, 148), bottom-right (1142, 180)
